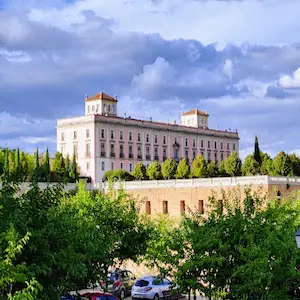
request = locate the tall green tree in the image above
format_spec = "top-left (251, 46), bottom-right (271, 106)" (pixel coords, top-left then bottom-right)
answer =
top-left (192, 155), bottom-right (207, 178)
top-left (242, 154), bottom-right (260, 176)
top-left (65, 154), bottom-right (71, 182)
top-left (42, 148), bottom-right (51, 182)
top-left (8, 151), bottom-right (15, 181)
top-left (289, 153), bottom-right (300, 176)
top-left (132, 162), bottom-right (147, 180)
top-left (254, 135), bottom-right (262, 167)
top-left (272, 151), bottom-right (292, 176)
top-left (224, 151), bottom-right (242, 177)
top-left (161, 158), bottom-right (177, 179)
top-left (207, 161), bottom-right (219, 177)
top-left (146, 161), bottom-right (162, 180)
top-left (176, 158), bottom-right (190, 179)
top-left (3, 148), bottom-right (9, 181)
top-left (218, 160), bottom-right (228, 177)
top-left (70, 153), bottom-right (78, 183)
top-left (14, 148), bottom-right (22, 182)
top-left (20, 151), bottom-right (29, 181)
top-left (52, 152), bottom-right (67, 182)
top-left (32, 148), bottom-right (41, 182)
top-left (260, 152), bottom-right (273, 175)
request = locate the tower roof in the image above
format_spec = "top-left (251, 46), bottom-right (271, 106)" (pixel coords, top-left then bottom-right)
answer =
top-left (182, 109), bottom-right (208, 116)
top-left (85, 92), bottom-right (118, 102)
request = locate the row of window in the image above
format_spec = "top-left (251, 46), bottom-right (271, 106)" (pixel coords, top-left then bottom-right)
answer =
top-left (61, 130), bottom-right (236, 151)
top-left (145, 199), bottom-right (223, 215)
top-left (87, 103), bottom-right (116, 114)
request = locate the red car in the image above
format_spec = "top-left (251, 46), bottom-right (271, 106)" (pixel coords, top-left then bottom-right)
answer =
top-left (81, 292), bottom-right (120, 300)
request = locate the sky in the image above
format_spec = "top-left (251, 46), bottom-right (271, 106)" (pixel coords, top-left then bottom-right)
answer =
top-left (1, 0), bottom-right (300, 158)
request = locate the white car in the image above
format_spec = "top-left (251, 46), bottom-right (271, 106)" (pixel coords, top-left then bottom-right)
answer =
top-left (132, 275), bottom-right (172, 300)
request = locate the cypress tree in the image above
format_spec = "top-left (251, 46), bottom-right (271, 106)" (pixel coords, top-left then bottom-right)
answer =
top-left (3, 148), bottom-right (9, 181)
top-left (33, 148), bottom-right (40, 182)
top-left (70, 153), bottom-right (78, 183)
top-left (15, 148), bottom-right (21, 182)
top-left (254, 135), bottom-right (262, 166)
top-left (65, 154), bottom-right (71, 182)
top-left (43, 148), bottom-right (51, 182)
top-left (20, 151), bottom-right (28, 181)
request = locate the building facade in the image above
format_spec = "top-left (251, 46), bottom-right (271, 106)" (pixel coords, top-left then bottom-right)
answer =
top-left (57, 92), bottom-right (239, 183)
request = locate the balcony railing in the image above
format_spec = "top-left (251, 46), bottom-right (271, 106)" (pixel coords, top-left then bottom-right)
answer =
top-left (137, 154), bottom-right (142, 160)
top-left (100, 152), bottom-right (106, 157)
top-left (129, 153), bottom-right (134, 159)
top-left (146, 155), bottom-right (151, 160)
top-left (110, 152), bottom-right (115, 158)
top-left (119, 153), bottom-right (124, 158)
top-left (154, 155), bottom-right (159, 161)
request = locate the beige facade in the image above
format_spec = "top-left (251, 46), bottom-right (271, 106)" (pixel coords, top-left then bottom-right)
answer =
top-left (97, 176), bottom-right (300, 217)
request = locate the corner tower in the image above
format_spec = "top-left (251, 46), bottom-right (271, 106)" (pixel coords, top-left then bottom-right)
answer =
top-left (85, 92), bottom-right (118, 116)
top-left (181, 109), bottom-right (209, 128)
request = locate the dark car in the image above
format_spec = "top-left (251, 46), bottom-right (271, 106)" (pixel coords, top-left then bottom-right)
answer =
top-left (81, 292), bottom-right (120, 300)
top-left (101, 269), bottom-right (136, 300)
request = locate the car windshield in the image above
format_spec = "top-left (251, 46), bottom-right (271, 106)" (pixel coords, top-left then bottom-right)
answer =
top-left (135, 279), bottom-right (149, 287)
top-left (108, 273), bottom-right (119, 281)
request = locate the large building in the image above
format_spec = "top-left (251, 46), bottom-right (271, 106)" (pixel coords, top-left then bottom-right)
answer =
top-left (57, 92), bottom-right (239, 183)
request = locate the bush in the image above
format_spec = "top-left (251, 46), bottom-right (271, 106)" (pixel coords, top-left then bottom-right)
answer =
top-left (102, 169), bottom-right (135, 181)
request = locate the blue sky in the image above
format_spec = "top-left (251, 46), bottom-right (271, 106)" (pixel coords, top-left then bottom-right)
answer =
top-left (1, 0), bottom-right (300, 158)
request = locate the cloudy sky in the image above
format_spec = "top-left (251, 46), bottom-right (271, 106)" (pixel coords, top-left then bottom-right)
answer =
top-left (1, 0), bottom-right (300, 158)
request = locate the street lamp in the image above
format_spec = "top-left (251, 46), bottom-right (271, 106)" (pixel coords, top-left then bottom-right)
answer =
top-left (295, 229), bottom-right (300, 249)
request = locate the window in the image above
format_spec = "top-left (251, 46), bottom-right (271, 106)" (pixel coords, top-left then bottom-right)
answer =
top-left (201, 151), bottom-right (204, 156)
top-left (214, 141), bottom-right (217, 149)
top-left (120, 163), bottom-right (123, 169)
top-left (214, 152), bottom-right (217, 161)
top-left (61, 146), bottom-right (65, 155)
top-left (221, 142), bottom-right (223, 150)
top-left (233, 143), bottom-right (236, 151)
top-left (201, 140), bottom-right (204, 148)
top-left (110, 144), bottom-right (115, 155)
top-left (138, 133), bottom-right (141, 142)
top-left (111, 162), bottom-right (114, 170)
top-left (155, 135), bottom-right (158, 143)
top-left (130, 164), bottom-right (133, 172)
top-left (180, 200), bottom-right (185, 214)
top-left (146, 201), bottom-right (151, 215)
top-left (86, 129), bottom-right (90, 139)
top-left (185, 138), bottom-right (188, 147)
top-left (111, 130), bottom-right (114, 139)
top-left (120, 131), bottom-right (123, 140)
top-left (108, 104), bottom-right (111, 112)
top-left (129, 132), bottom-right (132, 141)
top-left (129, 145), bottom-right (133, 155)
top-left (146, 134), bottom-right (149, 143)
top-left (175, 137), bottom-right (177, 143)
top-left (102, 162), bottom-right (105, 171)
top-left (101, 143), bottom-right (105, 155)
top-left (185, 150), bottom-right (188, 158)
top-left (104, 104), bottom-right (107, 113)
top-left (193, 139), bottom-right (196, 148)
top-left (86, 162), bottom-right (90, 171)
top-left (85, 143), bottom-right (90, 157)
top-left (73, 144), bottom-right (78, 157)
top-left (227, 143), bottom-right (230, 150)
top-left (154, 147), bottom-right (158, 159)
top-left (163, 136), bottom-right (166, 144)
top-left (73, 131), bottom-right (77, 140)
top-left (208, 151), bottom-right (211, 162)
top-left (92, 105), bottom-right (95, 112)
top-left (162, 201), bottom-right (168, 214)
top-left (112, 105), bottom-right (115, 113)
top-left (138, 146), bottom-right (142, 156)
top-left (208, 141), bottom-right (210, 149)
top-left (146, 147), bottom-right (150, 156)
top-left (96, 104), bottom-right (99, 112)
top-left (193, 151), bottom-right (196, 160)
top-left (61, 132), bottom-right (64, 141)
top-left (221, 153), bottom-right (224, 161)
top-left (198, 200), bottom-right (204, 214)
top-left (120, 144), bottom-right (124, 156)
top-left (101, 129), bottom-right (105, 138)
top-left (163, 148), bottom-right (167, 159)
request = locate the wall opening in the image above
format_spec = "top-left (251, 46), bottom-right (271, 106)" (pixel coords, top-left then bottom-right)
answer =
top-left (180, 200), bottom-right (186, 214)
top-left (162, 201), bottom-right (168, 214)
top-left (198, 200), bottom-right (204, 214)
top-left (146, 201), bottom-right (151, 215)
top-left (218, 199), bottom-right (223, 213)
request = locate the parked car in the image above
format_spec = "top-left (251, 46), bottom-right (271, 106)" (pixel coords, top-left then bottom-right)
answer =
top-left (132, 275), bottom-right (172, 300)
top-left (81, 292), bottom-right (120, 300)
top-left (101, 269), bottom-right (136, 300)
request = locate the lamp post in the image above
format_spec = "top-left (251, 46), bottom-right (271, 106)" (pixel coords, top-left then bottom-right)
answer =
top-left (295, 229), bottom-right (300, 248)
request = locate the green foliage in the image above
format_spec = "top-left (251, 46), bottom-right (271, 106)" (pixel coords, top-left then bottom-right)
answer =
top-left (225, 151), bottom-right (242, 176)
top-left (289, 153), bottom-right (300, 176)
top-left (102, 169), bottom-right (135, 181)
top-left (176, 158), bottom-right (190, 179)
top-left (260, 152), bottom-right (273, 175)
top-left (192, 155), bottom-right (207, 178)
top-left (42, 148), bottom-right (51, 182)
top-left (206, 161), bottom-right (219, 178)
top-left (272, 151), bottom-right (292, 176)
top-left (161, 158), bottom-right (177, 179)
top-left (132, 162), bottom-right (147, 180)
top-left (242, 154), bottom-right (260, 176)
top-left (146, 161), bottom-right (162, 180)
top-left (218, 160), bottom-right (228, 177)
top-left (254, 135), bottom-right (262, 166)
top-left (69, 153), bottom-right (79, 183)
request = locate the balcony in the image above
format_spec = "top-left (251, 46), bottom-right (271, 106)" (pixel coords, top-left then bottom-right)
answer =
top-left (120, 153), bottom-right (124, 158)
top-left (137, 154), bottom-right (142, 160)
top-left (146, 155), bottom-right (151, 160)
top-left (129, 153), bottom-right (134, 159)
top-left (100, 152), bottom-right (106, 157)
top-left (154, 155), bottom-right (159, 161)
top-left (110, 152), bottom-right (115, 158)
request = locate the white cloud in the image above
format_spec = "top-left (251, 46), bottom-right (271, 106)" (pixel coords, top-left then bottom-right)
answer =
top-left (223, 59), bottom-right (233, 81)
top-left (279, 67), bottom-right (300, 88)
top-left (0, 48), bottom-right (31, 63)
